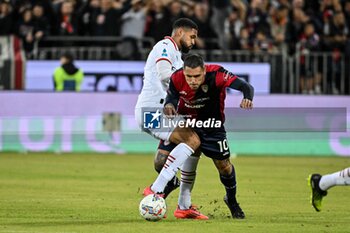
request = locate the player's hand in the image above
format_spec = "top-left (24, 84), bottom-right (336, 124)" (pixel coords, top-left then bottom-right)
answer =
top-left (240, 98), bottom-right (253, 109)
top-left (163, 104), bottom-right (177, 118)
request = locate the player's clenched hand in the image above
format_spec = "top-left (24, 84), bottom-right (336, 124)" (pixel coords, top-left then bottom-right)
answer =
top-left (240, 98), bottom-right (253, 109)
top-left (163, 104), bottom-right (177, 118)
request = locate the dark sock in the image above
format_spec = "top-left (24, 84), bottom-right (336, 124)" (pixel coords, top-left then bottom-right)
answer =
top-left (220, 165), bottom-right (237, 203)
top-left (163, 176), bottom-right (180, 198)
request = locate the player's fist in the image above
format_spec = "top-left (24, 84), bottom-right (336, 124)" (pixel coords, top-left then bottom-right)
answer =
top-left (240, 99), bottom-right (253, 109)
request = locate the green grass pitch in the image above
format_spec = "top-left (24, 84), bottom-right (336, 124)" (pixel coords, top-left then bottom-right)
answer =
top-left (0, 153), bottom-right (349, 233)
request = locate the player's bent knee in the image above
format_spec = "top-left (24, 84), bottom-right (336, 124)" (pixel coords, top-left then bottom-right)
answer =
top-left (220, 165), bottom-right (233, 176)
top-left (215, 160), bottom-right (233, 176)
top-left (186, 133), bottom-right (200, 151)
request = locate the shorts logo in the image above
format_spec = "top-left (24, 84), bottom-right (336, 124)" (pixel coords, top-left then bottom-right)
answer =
top-left (143, 110), bottom-right (162, 129)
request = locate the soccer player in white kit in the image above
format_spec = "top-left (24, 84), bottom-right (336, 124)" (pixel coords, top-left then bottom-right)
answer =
top-left (308, 167), bottom-right (350, 211)
top-left (135, 18), bottom-right (208, 219)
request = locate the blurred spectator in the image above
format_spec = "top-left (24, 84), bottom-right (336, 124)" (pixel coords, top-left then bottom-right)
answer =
top-left (57, 1), bottom-right (78, 36)
top-left (52, 0), bottom-right (83, 16)
top-left (89, 0), bottom-right (131, 36)
top-left (144, 0), bottom-right (166, 42)
top-left (323, 12), bottom-right (348, 93)
top-left (120, 0), bottom-right (145, 39)
top-left (344, 0), bottom-right (350, 56)
top-left (117, 0), bottom-right (145, 60)
top-left (285, 8), bottom-right (309, 54)
top-left (321, 0), bottom-right (342, 35)
top-left (159, 0), bottom-right (187, 39)
top-left (238, 26), bottom-right (252, 50)
top-left (53, 52), bottom-right (84, 91)
top-left (77, 0), bottom-right (101, 35)
top-left (180, 0), bottom-right (194, 17)
top-left (269, 5), bottom-right (289, 51)
top-left (344, 1), bottom-right (350, 30)
top-left (210, 0), bottom-right (231, 49)
top-left (298, 22), bottom-right (321, 94)
top-left (15, 8), bottom-right (45, 57)
top-left (191, 2), bottom-right (217, 49)
top-left (270, 0), bottom-right (290, 9)
top-left (0, 0), bottom-right (13, 35)
top-left (245, 0), bottom-right (270, 41)
top-left (226, 0), bottom-right (247, 50)
top-left (32, 4), bottom-right (50, 37)
top-left (292, 0), bottom-right (304, 9)
top-left (324, 12), bottom-right (348, 49)
top-left (253, 29), bottom-right (275, 53)
top-left (14, 0), bottom-right (56, 35)
top-left (303, 0), bottom-right (322, 33)
top-left (145, 0), bottom-right (189, 42)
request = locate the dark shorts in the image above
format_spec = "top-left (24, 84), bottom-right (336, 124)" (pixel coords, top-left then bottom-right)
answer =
top-left (194, 128), bottom-right (230, 160)
top-left (158, 140), bottom-right (176, 152)
top-left (157, 129), bottom-right (230, 161)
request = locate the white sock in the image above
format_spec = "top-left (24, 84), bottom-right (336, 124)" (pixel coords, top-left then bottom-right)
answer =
top-left (152, 143), bottom-right (194, 193)
top-left (319, 167), bottom-right (350, 191)
top-left (178, 156), bottom-right (199, 209)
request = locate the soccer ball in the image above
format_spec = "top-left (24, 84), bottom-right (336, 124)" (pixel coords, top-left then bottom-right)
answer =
top-left (139, 194), bottom-right (167, 221)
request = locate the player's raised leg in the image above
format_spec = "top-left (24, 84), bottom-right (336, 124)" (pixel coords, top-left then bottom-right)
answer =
top-left (155, 148), bottom-right (181, 198)
top-left (143, 146), bottom-right (181, 198)
top-left (308, 167), bottom-right (350, 211)
top-left (308, 174), bottom-right (327, 212)
top-left (319, 167), bottom-right (350, 190)
top-left (149, 126), bottom-right (200, 194)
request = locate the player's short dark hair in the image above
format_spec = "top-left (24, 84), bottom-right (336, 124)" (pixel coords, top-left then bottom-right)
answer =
top-left (172, 18), bottom-right (198, 31)
top-left (183, 53), bottom-right (204, 69)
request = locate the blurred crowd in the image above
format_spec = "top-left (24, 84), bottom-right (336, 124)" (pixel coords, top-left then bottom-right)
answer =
top-left (1, 0), bottom-right (350, 54)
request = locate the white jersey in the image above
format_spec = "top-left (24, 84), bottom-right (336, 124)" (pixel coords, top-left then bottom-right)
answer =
top-left (135, 36), bottom-right (183, 109)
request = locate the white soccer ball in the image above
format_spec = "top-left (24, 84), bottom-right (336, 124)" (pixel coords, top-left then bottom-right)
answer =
top-left (139, 194), bottom-right (167, 221)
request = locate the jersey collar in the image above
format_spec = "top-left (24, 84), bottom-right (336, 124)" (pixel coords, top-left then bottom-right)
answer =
top-left (164, 36), bottom-right (179, 51)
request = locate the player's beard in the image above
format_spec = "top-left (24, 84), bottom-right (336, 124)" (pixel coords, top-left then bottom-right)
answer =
top-left (180, 39), bottom-right (192, 54)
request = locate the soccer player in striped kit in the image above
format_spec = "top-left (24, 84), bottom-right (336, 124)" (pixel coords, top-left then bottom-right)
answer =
top-left (135, 18), bottom-right (208, 219)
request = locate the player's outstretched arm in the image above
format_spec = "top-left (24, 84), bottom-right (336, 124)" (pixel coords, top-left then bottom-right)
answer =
top-left (229, 77), bottom-right (254, 109)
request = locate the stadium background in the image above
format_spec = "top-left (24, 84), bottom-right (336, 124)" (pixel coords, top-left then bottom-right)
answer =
top-left (1, 0), bottom-right (350, 232)
top-left (1, 0), bottom-right (349, 156)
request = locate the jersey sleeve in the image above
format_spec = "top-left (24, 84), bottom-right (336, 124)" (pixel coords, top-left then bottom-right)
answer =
top-left (214, 66), bottom-right (238, 88)
top-left (154, 40), bottom-right (177, 65)
top-left (229, 77), bottom-right (254, 100)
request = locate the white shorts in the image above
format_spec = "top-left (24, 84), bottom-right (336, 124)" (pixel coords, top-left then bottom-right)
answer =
top-left (135, 107), bottom-right (184, 141)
